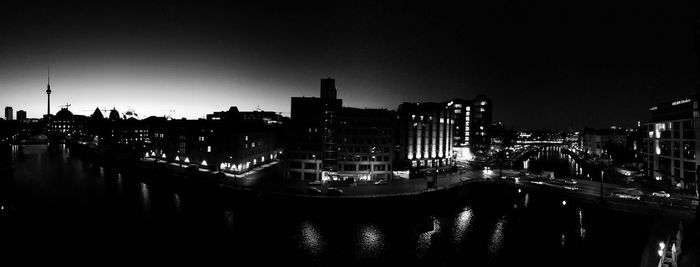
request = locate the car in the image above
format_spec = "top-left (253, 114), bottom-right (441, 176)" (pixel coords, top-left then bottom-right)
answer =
top-left (374, 180), bottom-right (388, 185)
top-left (611, 188), bottom-right (643, 200)
top-left (327, 187), bottom-right (344, 196)
top-left (563, 179), bottom-right (578, 185)
top-left (305, 187), bottom-right (322, 196)
top-left (651, 191), bottom-right (670, 198)
top-left (563, 185), bottom-right (579, 191)
top-left (504, 176), bottom-right (520, 183)
top-left (308, 180), bottom-right (322, 185)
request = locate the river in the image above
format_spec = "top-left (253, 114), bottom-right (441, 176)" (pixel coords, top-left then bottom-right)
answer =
top-left (1, 144), bottom-right (649, 266)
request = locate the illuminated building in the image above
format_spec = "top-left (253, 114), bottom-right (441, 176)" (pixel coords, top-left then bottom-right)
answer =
top-left (146, 108), bottom-right (282, 173)
top-left (642, 96), bottom-right (699, 195)
top-left (396, 101), bottom-right (454, 176)
top-left (447, 95), bottom-right (493, 161)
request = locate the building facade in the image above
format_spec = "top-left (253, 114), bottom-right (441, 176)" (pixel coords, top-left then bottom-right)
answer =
top-left (5, 106), bottom-right (13, 121)
top-left (395, 102), bottom-right (455, 176)
top-left (285, 78), bottom-right (342, 181)
top-left (642, 96), bottom-right (699, 196)
top-left (581, 128), bottom-right (628, 156)
top-left (448, 95), bottom-right (493, 162)
top-left (16, 110), bottom-right (26, 121)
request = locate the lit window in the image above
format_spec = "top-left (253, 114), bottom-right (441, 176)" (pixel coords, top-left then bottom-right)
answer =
top-left (207, 146), bottom-right (211, 152)
top-left (245, 135), bottom-right (249, 141)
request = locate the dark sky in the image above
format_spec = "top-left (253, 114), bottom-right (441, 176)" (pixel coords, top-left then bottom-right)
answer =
top-left (0, 0), bottom-right (698, 130)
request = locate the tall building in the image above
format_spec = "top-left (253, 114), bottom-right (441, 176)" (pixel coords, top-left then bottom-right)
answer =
top-left (285, 78), bottom-right (342, 181)
top-left (16, 110), bottom-right (26, 121)
top-left (395, 102), bottom-right (455, 176)
top-left (335, 107), bottom-right (395, 181)
top-left (46, 67), bottom-right (51, 116)
top-left (642, 96), bottom-right (699, 197)
top-left (5, 106), bottom-right (13, 120)
top-left (448, 94), bottom-right (493, 161)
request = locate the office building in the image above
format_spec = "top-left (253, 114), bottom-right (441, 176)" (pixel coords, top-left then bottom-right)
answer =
top-left (642, 96), bottom-right (699, 195)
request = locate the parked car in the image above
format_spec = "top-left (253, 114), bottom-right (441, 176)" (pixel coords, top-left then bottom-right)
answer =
top-left (327, 187), bottom-right (344, 196)
top-left (651, 191), bottom-right (670, 198)
top-left (306, 187), bottom-right (322, 196)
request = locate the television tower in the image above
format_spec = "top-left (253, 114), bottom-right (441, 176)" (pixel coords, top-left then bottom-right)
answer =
top-left (46, 66), bottom-right (51, 116)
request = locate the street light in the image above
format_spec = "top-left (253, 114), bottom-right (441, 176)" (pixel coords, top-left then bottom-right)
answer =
top-left (312, 154), bottom-right (318, 182)
top-left (600, 170), bottom-right (604, 201)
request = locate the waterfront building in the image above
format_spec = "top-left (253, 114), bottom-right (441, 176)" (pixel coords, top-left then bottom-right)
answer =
top-left (642, 96), bottom-right (699, 195)
top-left (395, 101), bottom-right (455, 176)
top-left (581, 128), bottom-right (628, 157)
top-left (448, 95), bottom-right (493, 162)
top-left (285, 78), bottom-right (342, 181)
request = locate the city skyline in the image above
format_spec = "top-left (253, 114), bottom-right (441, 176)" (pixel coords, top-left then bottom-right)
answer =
top-left (0, 0), bottom-right (698, 130)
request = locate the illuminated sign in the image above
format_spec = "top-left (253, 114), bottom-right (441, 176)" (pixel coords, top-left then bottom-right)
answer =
top-left (672, 99), bottom-right (691, 106)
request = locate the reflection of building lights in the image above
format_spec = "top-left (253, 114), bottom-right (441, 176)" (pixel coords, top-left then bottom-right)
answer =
top-left (659, 241), bottom-right (665, 250)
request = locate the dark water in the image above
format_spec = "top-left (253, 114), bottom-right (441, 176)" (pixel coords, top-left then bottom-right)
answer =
top-left (518, 145), bottom-right (603, 181)
top-left (1, 144), bottom-right (648, 266)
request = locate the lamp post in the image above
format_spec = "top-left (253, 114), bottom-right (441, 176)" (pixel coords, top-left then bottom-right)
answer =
top-left (600, 170), bottom-right (604, 201)
top-left (312, 154), bottom-right (318, 182)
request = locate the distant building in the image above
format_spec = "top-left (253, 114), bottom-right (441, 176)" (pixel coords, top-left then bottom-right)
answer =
top-left (581, 128), bottom-right (628, 156)
top-left (48, 108), bottom-right (74, 136)
top-left (642, 96), bottom-right (699, 195)
top-left (5, 106), bottom-right (13, 120)
top-left (395, 101), bottom-right (455, 176)
top-left (16, 110), bottom-right (26, 121)
top-left (207, 107), bottom-right (285, 125)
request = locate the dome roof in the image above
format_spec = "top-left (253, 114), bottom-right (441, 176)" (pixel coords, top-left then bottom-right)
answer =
top-left (55, 108), bottom-right (73, 119)
top-left (109, 109), bottom-right (120, 120)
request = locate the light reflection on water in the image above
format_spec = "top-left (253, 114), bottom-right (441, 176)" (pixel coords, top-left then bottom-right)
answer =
top-left (356, 223), bottom-right (384, 258)
top-left (140, 182), bottom-right (150, 213)
top-left (174, 193), bottom-right (182, 217)
top-left (578, 208), bottom-right (586, 240)
top-left (299, 220), bottom-right (325, 256)
top-left (488, 216), bottom-right (507, 259)
top-left (453, 208), bottom-right (472, 244)
top-left (416, 216), bottom-right (440, 257)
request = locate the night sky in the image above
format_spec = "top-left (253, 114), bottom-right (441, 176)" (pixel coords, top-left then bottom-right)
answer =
top-left (0, 0), bottom-right (698, 130)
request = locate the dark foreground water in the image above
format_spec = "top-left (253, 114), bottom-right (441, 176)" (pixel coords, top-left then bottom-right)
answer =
top-left (1, 144), bottom-right (649, 266)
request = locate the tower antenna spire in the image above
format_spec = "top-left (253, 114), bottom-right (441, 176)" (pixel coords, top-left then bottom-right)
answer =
top-left (46, 65), bottom-right (52, 116)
